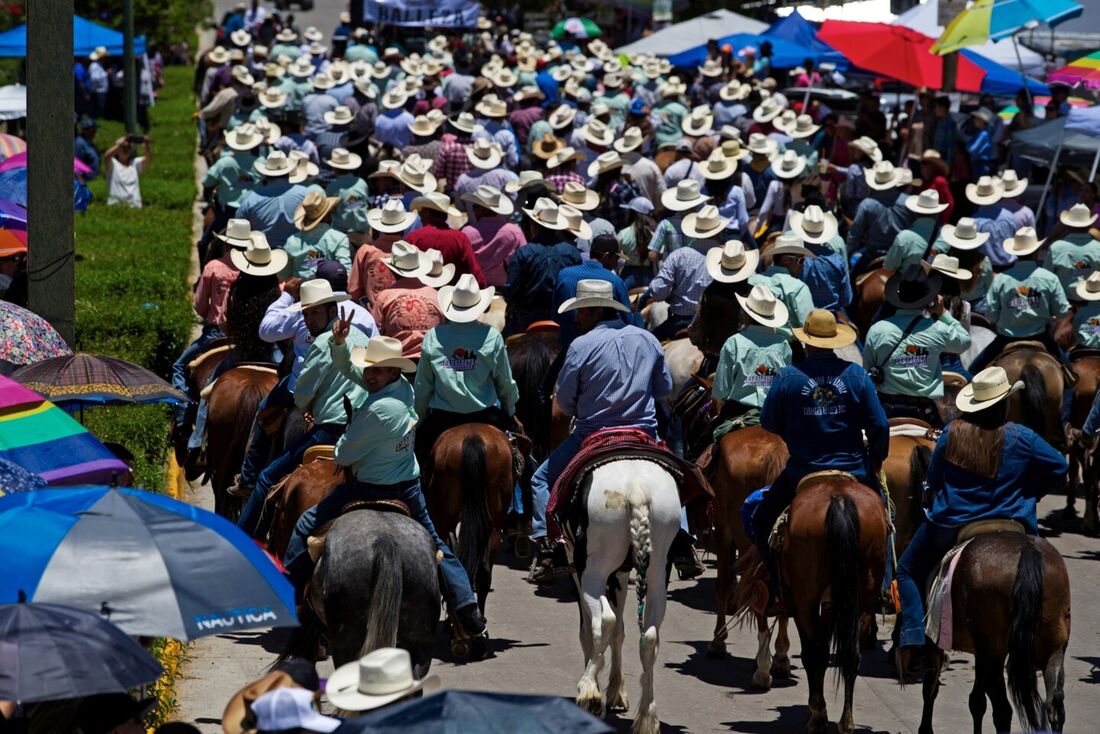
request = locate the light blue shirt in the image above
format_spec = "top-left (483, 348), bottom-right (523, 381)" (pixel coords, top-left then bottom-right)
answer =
top-left (374, 109), bottom-right (414, 149)
top-left (302, 93), bottom-right (339, 137)
top-left (414, 322), bottom-right (519, 417)
top-left (236, 181), bottom-right (309, 249)
top-left (974, 204), bottom-right (1019, 270)
top-left (648, 240), bottom-right (714, 316)
top-left (333, 368), bottom-right (420, 485)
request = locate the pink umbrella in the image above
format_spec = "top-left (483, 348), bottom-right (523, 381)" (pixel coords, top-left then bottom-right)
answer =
top-left (0, 152), bottom-right (92, 176)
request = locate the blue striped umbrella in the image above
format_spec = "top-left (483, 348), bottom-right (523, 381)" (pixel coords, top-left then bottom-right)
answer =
top-left (0, 486), bottom-right (297, 640)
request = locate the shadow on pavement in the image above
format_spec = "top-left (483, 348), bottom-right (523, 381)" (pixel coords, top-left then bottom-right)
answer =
top-left (667, 575), bottom-right (715, 613)
top-left (222, 626), bottom-right (291, 655)
top-left (1076, 656), bottom-right (1100, 684)
top-left (606, 711), bottom-right (688, 733)
top-left (664, 640), bottom-right (799, 692)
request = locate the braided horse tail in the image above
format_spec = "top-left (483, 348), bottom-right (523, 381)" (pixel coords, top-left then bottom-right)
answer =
top-left (626, 479), bottom-right (653, 635)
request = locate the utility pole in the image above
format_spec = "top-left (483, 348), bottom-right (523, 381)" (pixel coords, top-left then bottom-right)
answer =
top-left (123, 0), bottom-right (136, 133)
top-left (28, 0), bottom-right (75, 344)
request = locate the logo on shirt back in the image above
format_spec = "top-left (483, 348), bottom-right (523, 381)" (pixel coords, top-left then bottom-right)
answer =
top-left (894, 343), bottom-right (929, 368)
top-left (744, 364), bottom-right (777, 387)
top-left (801, 376), bottom-right (849, 416)
top-left (1088, 317), bottom-right (1100, 335)
top-left (1009, 284), bottom-right (1043, 312)
top-left (443, 348), bottom-right (477, 371)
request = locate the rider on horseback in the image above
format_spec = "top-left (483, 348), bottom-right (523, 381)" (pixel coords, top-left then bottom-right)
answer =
top-left (746, 233), bottom-right (815, 331)
top-left (284, 328), bottom-right (488, 640)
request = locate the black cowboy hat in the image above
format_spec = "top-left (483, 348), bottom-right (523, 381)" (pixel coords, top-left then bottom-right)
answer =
top-left (884, 264), bottom-right (942, 310)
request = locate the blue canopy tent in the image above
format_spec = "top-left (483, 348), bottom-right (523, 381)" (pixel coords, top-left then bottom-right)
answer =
top-left (0, 16), bottom-right (146, 58)
top-left (959, 48), bottom-right (1049, 96)
top-left (763, 10), bottom-right (848, 69)
top-left (668, 33), bottom-right (824, 70)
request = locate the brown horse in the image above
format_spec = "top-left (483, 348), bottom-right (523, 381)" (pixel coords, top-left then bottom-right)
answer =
top-left (1068, 354), bottom-right (1100, 533)
top-left (264, 457), bottom-right (345, 560)
top-left (993, 344), bottom-right (1067, 452)
top-left (917, 533), bottom-right (1071, 734)
top-left (426, 423), bottom-right (516, 659)
top-left (852, 267), bottom-right (889, 338)
top-left (205, 366), bottom-right (278, 518)
top-left (780, 475), bottom-right (889, 734)
top-left (883, 425), bottom-right (936, 556)
top-left (173, 342), bottom-right (231, 468)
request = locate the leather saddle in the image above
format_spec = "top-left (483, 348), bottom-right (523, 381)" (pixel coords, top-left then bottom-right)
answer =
top-left (306, 499), bottom-right (413, 562)
top-left (1070, 347), bottom-right (1100, 362)
top-left (794, 469), bottom-right (857, 494)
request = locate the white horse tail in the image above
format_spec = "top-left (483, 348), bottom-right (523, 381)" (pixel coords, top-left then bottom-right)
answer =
top-left (626, 479), bottom-right (653, 635)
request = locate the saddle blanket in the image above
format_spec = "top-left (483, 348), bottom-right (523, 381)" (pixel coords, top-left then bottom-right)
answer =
top-left (924, 539), bottom-right (973, 651)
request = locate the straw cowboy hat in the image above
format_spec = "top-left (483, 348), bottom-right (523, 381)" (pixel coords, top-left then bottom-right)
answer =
top-left (681, 105), bottom-right (714, 136)
top-left (998, 169), bottom-right (1027, 198)
top-left (294, 191), bottom-right (340, 231)
top-left (230, 232), bottom-right (288, 276)
top-left (771, 150), bottom-right (807, 180)
top-left (919, 148), bottom-right (948, 175)
top-left (752, 95), bottom-right (786, 124)
top-left (367, 199), bottom-right (416, 234)
top-left (929, 253), bottom-right (973, 281)
top-left (524, 197), bottom-right (572, 231)
top-left (504, 170), bottom-right (553, 195)
top-left (258, 86), bottom-right (288, 109)
top-left (560, 181), bottom-right (600, 211)
top-left (698, 57), bottom-right (725, 78)
top-left (940, 217), bottom-right (990, 250)
top-left (546, 146), bottom-right (584, 169)
top-left (706, 240), bottom-right (759, 283)
top-left (230, 65), bottom-right (255, 86)
top-left (681, 205), bottom-right (729, 240)
top-left (288, 57), bottom-right (315, 79)
top-left (613, 126), bottom-right (645, 154)
top-left (327, 147), bottom-right (362, 171)
top-left (865, 160), bottom-right (904, 191)
top-left (773, 109), bottom-right (797, 135)
top-left (793, 309), bottom-right (857, 349)
top-left (532, 133), bottom-right (566, 161)
top-left (207, 46), bottom-right (230, 64)
top-left (659, 79), bottom-right (686, 99)
top-left (323, 105), bottom-right (354, 126)
top-left (438, 273), bottom-right (495, 322)
top-left (287, 150), bottom-right (319, 184)
top-left (661, 180), bottom-right (710, 212)
top-left (587, 150), bottom-right (627, 178)
top-left (788, 114), bottom-right (820, 140)
top-left (383, 241), bottom-right (431, 278)
top-left (767, 232), bottom-right (814, 259)
top-left (224, 124), bottom-right (264, 152)
top-left (848, 135), bottom-right (882, 162)
top-left (417, 249), bottom-right (456, 289)
top-left (1077, 271), bottom-right (1100, 301)
top-left (737, 284), bottom-right (789, 329)
top-left (466, 138), bottom-right (504, 169)
top-left (216, 218), bottom-right (255, 249)
top-left (1003, 226), bottom-right (1044, 257)
top-left (558, 278), bottom-right (629, 314)
top-left (475, 94), bottom-right (508, 118)
top-left (309, 72), bottom-right (335, 92)
top-left (747, 132), bottom-right (778, 159)
top-left (720, 137), bottom-right (747, 160)
top-left (287, 278), bottom-right (350, 313)
top-left (965, 175), bottom-right (1004, 206)
top-left (906, 189), bottom-right (950, 216)
top-left (448, 111), bottom-right (477, 135)
top-left (490, 67), bottom-right (519, 88)
top-left (581, 119), bottom-right (615, 148)
top-left (885, 265), bottom-right (943, 309)
top-left (719, 80), bottom-right (750, 102)
top-left (275, 28), bottom-right (298, 43)
top-left (411, 191), bottom-right (461, 219)
top-left (513, 85), bottom-right (544, 102)
top-left (350, 337), bottom-right (418, 373)
top-left (303, 26), bottom-right (324, 43)
top-left (462, 184), bottom-right (514, 216)
top-left (955, 366), bottom-right (1024, 413)
top-left (254, 117), bottom-right (281, 145)
top-left (1061, 202), bottom-right (1099, 228)
top-left (699, 149), bottom-right (737, 181)
top-left (397, 156), bottom-right (438, 194)
top-left (254, 150), bottom-right (295, 177)
top-left (548, 105), bottom-right (577, 131)
top-left (558, 204), bottom-right (593, 240)
top-left (381, 89), bottom-right (408, 110)
top-left (788, 206), bottom-right (838, 245)
top-left (602, 71), bottom-right (625, 89)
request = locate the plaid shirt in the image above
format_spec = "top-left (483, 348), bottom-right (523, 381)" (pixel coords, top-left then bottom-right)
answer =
top-left (434, 134), bottom-right (473, 190)
top-left (547, 171), bottom-right (587, 195)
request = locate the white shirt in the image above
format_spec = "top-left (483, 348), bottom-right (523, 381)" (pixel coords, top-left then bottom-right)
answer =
top-left (89, 62), bottom-right (109, 94)
top-left (107, 156), bottom-right (146, 208)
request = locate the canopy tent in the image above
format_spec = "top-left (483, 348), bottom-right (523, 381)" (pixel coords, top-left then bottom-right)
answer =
top-left (961, 47), bottom-right (1049, 95)
top-left (0, 15), bottom-right (146, 58)
top-left (0, 85), bottom-right (25, 121)
top-left (763, 10), bottom-right (848, 69)
top-left (615, 9), bottom-right (766, 57)
top-left (668, 32), bottom-right (832, 70)
top-left (1011, 116), bottom-right (1100, 167)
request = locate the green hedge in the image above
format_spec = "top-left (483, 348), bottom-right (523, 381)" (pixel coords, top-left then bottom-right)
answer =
top-left (75, 65), bottom-right (197, 491)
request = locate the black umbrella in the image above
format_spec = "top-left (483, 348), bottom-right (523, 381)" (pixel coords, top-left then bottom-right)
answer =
top-left (335, 690), bottom-right (614, 733)
top-left (0, 602), bottom-right (162, 702)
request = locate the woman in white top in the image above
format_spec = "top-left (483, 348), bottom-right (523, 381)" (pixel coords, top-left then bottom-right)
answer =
top-left (105, 135), bottom-right (151, 208)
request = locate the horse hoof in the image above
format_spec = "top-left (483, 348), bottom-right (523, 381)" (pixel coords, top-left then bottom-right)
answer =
top-left (577, 694), bottom-right (605, 719)
top-left (771, 657), bottom-right (791, 679)
top-left (450, 639), bottom-right (471, 658)
top-left (750, 669), bottom-right (772, 690)
top-left (606, 690), bottom-right (629, 713)
top-left (513, 535), bottom-right (534, 560)
top-left (706, 640), bottom-right (727, 658)
top-left (468, 636), bottom-right (487, 660)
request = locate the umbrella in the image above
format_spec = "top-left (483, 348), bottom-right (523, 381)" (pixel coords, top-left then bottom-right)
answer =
top-left (0, 602), bottom-right (162, 703)
top-left (1048, 49), bottom-right (1100, 90)
top-left (0, 486), bottom-right (298, 640)
top-left (0, 301), bottom-right (72, 370)
top-left (931, 0), bottom-right (1083, 54)
top-left (0, 151), bottom-right (94, 176)
top-left (0, 168), bottom-right (92, 211)
top-left (998, 94), bottom-right (1092, 121)
top-left (338, 691), bottom-right (614, 733)
top-left (0, 133), bottom-right (25, 160)
top-left (0, 376), bottom-right (130, 484)
top-left (550, 17), bottom-right (601, 40)
top-left (0, 456), bottom-right (46, 494)
top-left (0, 227), bottom-right (23, 257)
top-left (12, 353), bottom-right (187, 406)
top-left (0, 198), bottom-right (25, 230)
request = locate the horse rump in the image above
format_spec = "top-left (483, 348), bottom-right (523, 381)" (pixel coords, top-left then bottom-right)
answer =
top-left (1007, 540), bottom-right (1045, 731)
top-left (825, 494), bottom-right (861, 686)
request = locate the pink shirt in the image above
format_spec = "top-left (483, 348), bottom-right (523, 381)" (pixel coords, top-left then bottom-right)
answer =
top-left (462, 216), bottom-right (527, 288)
top-left (348, 233), bottom-right (407, 305)
top-left (370, 286), bottom-right (444, 359)
top-left (194, 254), bottom-right (239, 329)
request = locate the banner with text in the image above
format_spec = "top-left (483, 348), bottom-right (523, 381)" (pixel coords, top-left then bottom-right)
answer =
top-left (363, 0), bottom-right (481, 28)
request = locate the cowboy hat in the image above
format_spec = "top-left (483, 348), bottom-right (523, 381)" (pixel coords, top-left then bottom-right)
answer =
top-left (794, 309), bottom-right (857, 348)
top-left (275, 28), bottom-right (298, 43)
top-left (771, 150), bottom-right (807, 180)
top-left (524, 197), bottom-right (571, 231)
top-left (230, 65), bottom-right (255, 86)
top-left (327, 147), bottom-right (362, 171)
top-left (906, 189), bottom-right (950, 216)
top-left (884, 264), bottom-right (943, 309)
top-left (417, 249), bottom-right (456, 289)
top-left (613, 126), bottom-right (644, 154)
top-left (965, 175), bottom-right (1004, 206)
top-left (970, 107), bottom-right (994, 126)
top-left (207, 46), bottom-right (230, 64)
top-left (581, 119), bottom-right (615, 147)
top-left (397, 156), bottom-right (438, 194)
top-left (681, 205), bottom-right (729, 240)
top-left (229, 29), bottom-right (251, 48)
top-left (302, 26), bottom-right (323, 43)
top-left (788, 206), bottom-right (838, 245)
top-left (513, 85), bottom-right (544, 102)
top-left (294, 191), bottom-right (340, 231)
top-left (929, 253), bottom-right (973, 281)
top-left (699, 149), bottom-right (737, 181)
top-left (323, 105), bottom-right (354, 126)
top-left (288, 57), bottom-right (315, 79)
top-left (1061, 202), bottom-right (1099, 228)
top-left (224, 123), bottom-right (264, 151)
top-left (449, 111), bottom-right (477, 134)
top-left (490, 67), bottom-right (519, 88)
top-left (746, 132), bottom-right (777, 159)
top-left (768, 232), bottom-right (814, 259)
top-left (349, 337), bottom-right (417, 372)
top-left (287, 278), bottom-right (350, 313)
top-left (919, 148), bottom-right (948, 175)
top-left (1077, 271), bottom-right (1100, 301)
top-left (230, 232), bottom-right (289, 276)
top-left (462, 184), bottom-right (514, 216)
top-left (466, 138), bottom-right (504, 170)
top-left (383, 241), bottom-right (430, 278)
top-left (773, 109), bottom-right (797, 135)
top-left (752, 95), bottom-right (785, 124)
top-left (560, 181), bottom-right (600, 211)
top-left (411, 191), bottom-right (461, 218)
top-left (548, 105), bottom-right (577, 131)
top-left (955, 366), bottom-right (1024, 413)
top-left (698, 58), bottom-right (725, 78)
top-left (661, 180), bottom-right (710, 212)
top-left (381, 89), bottom-right (408, 110)
top-left (251, 688), bottom-right (339, 733)
top-left (258, 86), bottom-right (288, 109)
top-left (587, 150), bottom-right (627, 178)
top-left (287, 155), bottom-right (318, 186)
top-left (737, 284), bottom-right (789, 329)
top-left (1003, 226), bottom-right (1044, 257)
top-left (681, 105), bottom-right (714, 136)
top-left (546, 146), bottom-right (584, 169)
top-left (89, 46), bottom-right (109, 62)
top-left (719, 80), bottom-right (750, 102)
top-left (367, 199), bottom-right (417, 234)
top-left (998, 169), bottom-right (1027, 198)
top-left (849, 136), bottom-right (883, 162)
top-left (253, 117), bottom-right (281, 145)
top-left (864, 160), bottom-right (904, 191)
top-left (558, 204), bottom-right (593, 240)
top-left (437, 273), bottom-right (495, 322)
top-left (216, 218), bottom-right (255, 249)
top-left (504, 170), bottom-right (552, 195)
top-left (531, 132), bottom-right (566, 161)
top-left (254, 150), bottom-right (295, 177)
top-left (558, 278), bottom-right (629, 314)
top-left (475, 94), bottom-right (508, 118)
top-left (939, 217), bottom-right (990, 250)
top-left (787, 114), bottom-right (820, 140)
top-left (706, 240), bottom-right (759, 283)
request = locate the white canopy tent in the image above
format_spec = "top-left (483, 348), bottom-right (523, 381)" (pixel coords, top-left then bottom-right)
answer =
top-left (0, 84), bottom-right (25, 121)
top-left (615, 9), bottom-right (767, 57)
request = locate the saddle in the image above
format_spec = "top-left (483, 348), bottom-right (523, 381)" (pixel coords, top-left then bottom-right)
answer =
top-left (853, 264), bottom-right (887, 288)
top-left (1070, 347), bottom-right (1100, 362)
top-left (302, 444), bottom-right (334, 465)
top-left (186, 341), bottom-right (232, 371)
top-left (198, 363), bottom-right (279, 400)
top-left (794, 469), bottom-right (857, 494)
top-left (889, 417), bottom-right (940, 440)
top-left (306, 499), bottom-right (413, 562)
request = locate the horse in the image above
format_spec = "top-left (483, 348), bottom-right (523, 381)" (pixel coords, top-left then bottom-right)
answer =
top-left (506, 328), bottom-right (560, 462)
top-left (205, 366), bottom-right (278, 518)
top-left (1067, 353), bottom-right (1100, 533)
top-left (426, 423), bottom-right (516, 659)
top-left (916, 532), bottom-right (1071, 734)
top-left (275, 509), bottom-right (441, 680)
top-left (883, 422), bottom-right (936, 556)
top-left (779, 474), bottom-right (889, 734)
top-left (478, 295), bottom-right (507, 332)
top-left (173, 341), bottom-right (231, 468)
top-left (992, 344), bottom-right (1067, 452)
top-left (852, 267), bottom-right (889, 338)
top-left (569, 458), bottom-right (680, 734)
top-left (264, 455), bottom-right (345, 560)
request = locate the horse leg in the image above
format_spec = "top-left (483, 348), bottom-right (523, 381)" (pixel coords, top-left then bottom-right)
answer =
top-left (576, 560), bottom-right (619, 719)
top-left (795, 607), bottom-right (829, 734)
top-left (605, 569), bottom-right (631, 713)
top-left (1084, 453), bottom-right (1099, 535)
top-left (751, 612), bottom-right (775, 690)
top-left (707, 529), bottom-right (733, 657)
top-left (1043, 646), bottom-right (1067, 732)
top-left (985, 656), bottom-right (1013, 733)
top-left (918, 651), bottom-right (944, 734)
top-left (771, 614), bottom-right (792, 678)
top-left (968, 658), bottom-right (988, 734)
top-left (634, 547), bottom-right (668, 734)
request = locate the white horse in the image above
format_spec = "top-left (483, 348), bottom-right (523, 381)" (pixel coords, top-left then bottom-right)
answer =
top-left (570, 459), bottom-right (680, 734)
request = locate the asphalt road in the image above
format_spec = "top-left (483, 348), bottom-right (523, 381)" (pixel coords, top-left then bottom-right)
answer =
top-left (213, 0), bottom-right (352, 48)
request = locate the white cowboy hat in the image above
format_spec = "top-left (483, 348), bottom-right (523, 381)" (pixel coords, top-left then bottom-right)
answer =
top-left (323, 105), bottom-right (354, 126)
top-left (587, 150), bottom-right (626, 178)
top-left (1061, 202), bottom-right (1099, 228)
top-left (397, 156), bottom-right (438, 194)
top-left (475, 95), bottom-right (508, 118)
top-left (224, 123), bottom-right (264, 151)
top-left (466, 138), bottom-right (504, 170)
top-left (417, 249), bottom-right (456, 289)
top-left (513, 85), bottom-right (544, 102)
top-left (449, 111), bottom-right (477, 134)
top-left (558, 204), bottom-right (593, 240)
top-left (461, 184), bottom-right (514, 216)
top-left (504, 170), bottom-right (552, 195)
top-left (559, 181), bottom-right (600, 211)
top-left (258, 86), bottom-right (288, 109)
top-left (848, 136), bottom-right (882, 162)
top-left (681, 105), bottom-right (714, 136)
top-left (698, 58), bottom-right (725, 78)
top-left (602, 71), bottom-right (624, 89)
top-left (216, 218), bottom-right (255, 249)
top-left (437, 273), bottom-right (495, 322)
top-left (381, 89), bottom-right (408, 110)
top-left (929, 253), bottom-right (973, 281)
top-left (770, 149), bottom-right (807, 180)
top-left (549, 64), bottom-right (573, 83)
top-left (254, 150), bottom-right (295, 177)
top-left (275, 28), bottom-right (298, 43)
top-left (1076, 271), bottom-right (1100, 301)
top-left (787, 114), bottom-right (820, 140)
top-left (865, 160), bottom-right (904, 191)
top-left (558, 278), bottom-right (629, 314)
top-left (523, 197), bottom-right (571, 231)
top-left (970, 107), bottom-right (994, 126)
top-left (548, 105), bottom-right (577, 131)
top-left (254, 117), bottom-right (281, 145)
top-left (369, 60), bottom-right (392, 80)
top-left (768, 232), bottom-right (814, 259)
top-left (613, 126), bottom-right (644, 154)
top-left (705, 240), bottom-right (759, 283)
top-left (719, 138), bottom-right (746, 160)
top-left (965, 175), bottom-right (1004, 206)
top-left (206, 46), bottom-right (229, 65)
top-left (773, 109), bottom-right (797, 135)
top-left (310, 72), bottom-right (335, 91)
top-left (905, 189), bottom-right (950, 216)
top-left (752, 95), bottom-right (786, 124)
top-left (327, 147), bottom-right (362, 171)
top-left (287, 150), bottom-right (319, 184)
top-left (699, 149), bottom-right (737, 181)
top-left (681, 205), bottom-right (729, 240)
top-left (1003, 226), bottom-right (1044, 257)
top-left (288, 58), bottom-right (315, 79)
top-left (788, 206), bottom-right (838, 245)
top-left (719, 80), bottom-right (750, 102)
top-left (253, 688), bottom-right (339, 733)
top-left (230, 65), bottom-right (255, 86)
top-left (303, 26), bottom-right (324, 43)
top-left (230, 232), bottom-right (288, 276)
top-left (367, 199), bottom-right (416, 234)
top-left (659, 80), bottom-right (686, 99)
top-left (998, 169), bottom-right (1027, 198)
top-left (349, 337), bottom-right (418, 373)
top-left (545, 146), bottom-right (584, 170)
top-left (940, 217), bottom-right (990, 250)
top-left (736, 284), bottom-right (789, 329)
top-left (581, 119), bottom-right (615, 147)
top-left (286, 278), bottom-right (350, 313)
top-left (956, 366), bottom-right (1024, 413)
top-left (383, 241), bottom-right (430, 278)
top-left (411, 191), bottom-right (461, 218)
top-left (661, 179), bottom-right (710, 212)
top-left (490, 67), bottom-right (519, 88)
top-left (746, 132), bottom-right (777, 159)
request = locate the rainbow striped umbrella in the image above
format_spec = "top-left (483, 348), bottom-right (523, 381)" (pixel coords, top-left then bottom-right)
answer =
top-left (1048, 50), bottom-right (1100, 90)
top-left (0, 134), bottom-right (25, 160)
top-left (932, 0), bottom-right (1083, 54)
top-left (997, 95), bottom-right (1092, 121)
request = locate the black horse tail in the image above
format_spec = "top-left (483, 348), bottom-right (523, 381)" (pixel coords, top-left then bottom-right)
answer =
top-left (457, 434), bottom-right (491, 593)
top-left (825, 494), bottom-right (862, 689)
top-left (1019, 364), bottom-right (1049, 440)
top-left (272, 591), bottom-right (324, 671)
top-left (514, 336), bottom-right (556, 459)
top-left (1007, 541), bottom-right (1045, 731)
top-left (362, 535), bottom-right (403, 654)
top-left (909, 443), bottom-right (933, 519)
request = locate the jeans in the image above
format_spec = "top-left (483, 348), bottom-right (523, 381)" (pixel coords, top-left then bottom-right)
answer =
top-left (651, 312), bottom-right (694, 342)
top-left (284, 478), bottom-right (477, 611)
top-left (188, 352), bottom-right (241, 452)
top-left (896, 519), bottom-right (959, 647)
top-left (238, 423), bottom-right (346, 539)
top-left (238, 374), bottom-right (294, 489)
top-left (530, 433), bottom-right (585, 539)
top-left (171, 324), bottom-right (224, 427)
top-left (940, 352), bottom-right (971, 381)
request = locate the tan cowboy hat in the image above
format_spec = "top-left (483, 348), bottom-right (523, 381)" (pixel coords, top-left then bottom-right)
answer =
top-left (681, 105), bottom-right (714, 136)
top-left (437, 273), bottom-right (495, 322)
top-left (1061, 202), bottom-right (1099, 228)
top-left (367, 199), bottom-right (416, 234)
top-left (681, 205), bottom-right (729, 240)
top-left (287, 278), bottom-right (350, 313)
top-left (705, 240), bottom-right (759, 283)
top-left (294, 191), bottom-right (340, 231)
top-left (746, 132), bottom-right (778, 159)
top-left (849, 136), bottom-right (883, 162)
top-left (699, 149), bottom-right (737, 181)
top-left (940, 217), bottom-right (990, 250)
top-left (581, 119), bottom-right (615, 147)
top-left (919, 148), bottom-right (948, 176)
top-left (587, 150), bottom-right (626, 178)
top-left (720, 137), bottom-right (747, 160)
top-left (546, 146), bottom-right (584, 170)
top-left (560, 181), bottom-right (600, 211)
top-left (254, 150), bottom-right (295, 177)
top-left (558, 278), bottom-right (629, 314)
top-left (349, 337), bottom-right (417, 373)
top-left (462, 184), bottom-right (514, 216)
top-left (532, 133), bottom-right (566, 161)
top-left (768, 232), bottom-right (814, 259)
top-left (490, 67), bottom-right (519, 89)
top-left (1003, 226), bottom-right (1044, 257)
top-left (258, 86), bottom-right (288, 109)
top-left (929, 253), bottom-right (973, 281)
top-left (513, 85), bottom-right (544, 102)
top-left (788, 206), bottom-right (838, 245)
top-left (207, 46), bottom-right (230, 65)
top-left (719, 80), bottom-right (750, 102)
top-left (548, 105), bottom-right (577, 131)
top-left (224, 123), bottom-right (264, 152)
top-left (288, 58), bottom-right (315, 79)
top-left (216, 218), bottom-right (255, 249)
top-left (327, 147), bottom-right (362, 171)
top-left (613, 126), bottom-right (644, 154)
top-left (965, 175), bottom-right (1004, 206)
top-left (752, 95), bottom-right (786, 124)
top-left (397, 156), bottom-right (438, 194)
top-left (1076, 271), bottom-right (1100, 301)
top-left (475, 94), bottom-right (508, 118)
top-left (524, 197), bottom-right (571, 231)
top-left (736, 284), bottom-right (789, 329)
top-left (504, 170), bottom-right (552, 195)
top-left (865, 160), bottom-right (904, 191)
top-left (771, 150), bottom-right (807, 180)
top-left (788, 114), bottom-right (820, 140)
top-left (466, 138), bottom-right (504, 170)
top-left (381, 89), bottom-right (408, 110)
top-left (323, 105), bottom-right (354, 126)
top-left (230, 232), bottom-right (288, 276)
top-left (793, 309), bottom-right (857, 349)
top-left (661, 180), bottom-right (710, 212)
top-left (383, 241), bottom-right (430, 278)
top-left (411, 191), bottom-right (461, 218)
top-left (955, 366), bottom-right (1024, 413)
top-left (998, 169), bottom-right (1027, 198)
top-left (275, 28), bottom-right (298, 43)
top-left (906, 189), bottom-right (950, 216)
top-left (417, 249), bottom-right (456, 289)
